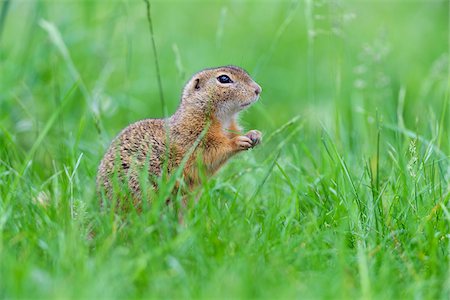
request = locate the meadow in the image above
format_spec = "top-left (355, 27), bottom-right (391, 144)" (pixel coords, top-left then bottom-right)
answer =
top-left (1, 0), bottom-right (449, 298)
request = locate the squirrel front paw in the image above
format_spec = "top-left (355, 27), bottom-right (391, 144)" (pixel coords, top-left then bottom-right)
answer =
top-left (245, 130), bottom-right (262, 147)
top-left (233, 135), bottom-right (254, 151)
top-left (232, 130), bottom-right (262, 151)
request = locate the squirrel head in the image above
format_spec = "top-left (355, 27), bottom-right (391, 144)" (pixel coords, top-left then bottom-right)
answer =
top-left (181, 66), bottom-right (262, 119)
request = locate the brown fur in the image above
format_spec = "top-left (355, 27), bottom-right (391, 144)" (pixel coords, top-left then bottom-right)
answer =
top-left (96, 65), bottom-right (262, 207)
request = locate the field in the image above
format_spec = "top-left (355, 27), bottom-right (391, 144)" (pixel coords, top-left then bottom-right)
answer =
top-left (1, 0), bottom-right (449, 299)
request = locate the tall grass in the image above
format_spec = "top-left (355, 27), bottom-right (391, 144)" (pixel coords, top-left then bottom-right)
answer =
top-left (0, 0), bottom-right (449, 299)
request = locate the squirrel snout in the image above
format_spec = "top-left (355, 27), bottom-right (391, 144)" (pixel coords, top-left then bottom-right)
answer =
top-left (254, 85), bottom-right (262, 96)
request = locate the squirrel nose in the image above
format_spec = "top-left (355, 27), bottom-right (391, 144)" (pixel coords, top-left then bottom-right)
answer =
top-left (254, 85), bottom-right (262, 96)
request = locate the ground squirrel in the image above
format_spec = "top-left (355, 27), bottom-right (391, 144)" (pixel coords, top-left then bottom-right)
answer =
top-left (96, 65), bottom-right (262, 207)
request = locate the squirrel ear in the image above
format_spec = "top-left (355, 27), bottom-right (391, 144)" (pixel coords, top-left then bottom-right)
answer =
top-left (194, 78), bottom-right (201, 90)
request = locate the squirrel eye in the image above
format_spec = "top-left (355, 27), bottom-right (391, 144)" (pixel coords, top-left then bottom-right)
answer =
top-left (217, 75), bottom-right (233, 84)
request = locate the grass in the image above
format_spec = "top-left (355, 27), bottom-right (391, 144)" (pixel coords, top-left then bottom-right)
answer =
top-left (1, 0), bottom-right (449, 299)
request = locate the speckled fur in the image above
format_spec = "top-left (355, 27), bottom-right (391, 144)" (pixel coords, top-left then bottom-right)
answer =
top-left (97, 65), bottom-right (262, 207)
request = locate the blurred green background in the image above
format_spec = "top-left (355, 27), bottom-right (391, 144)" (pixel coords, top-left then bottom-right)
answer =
top-left (1, 0), bottom-right (447, 158)
top-left (1, 0), bottom-right (449, 299)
